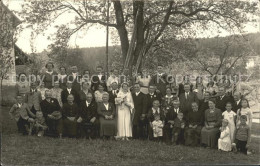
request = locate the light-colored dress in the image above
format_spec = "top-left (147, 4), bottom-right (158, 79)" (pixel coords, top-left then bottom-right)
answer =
top-left (51, 88), bottom-right (63, 107)
top-left (237, 107), bottom-right (252, 129)
top-left (94, 91), bottom-right (106, 103)
top-left (15, 81), bottom-right (30, 96)
top-left (136, 76), bottom-right (151, 94)
top-left (116, 90), bottom-right (134, 138)
top-left (218, 127), bottom-right (232, 151)
top-left (222, 110), bottom-right (236, 141)
top-left (152, 120), bottom-right (164, 137)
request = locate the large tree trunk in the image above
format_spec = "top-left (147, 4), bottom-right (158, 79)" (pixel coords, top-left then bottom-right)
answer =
top-left (131, 1), bottom-right (144, 73)
top-left (113, 1), bottom-right (129, 64)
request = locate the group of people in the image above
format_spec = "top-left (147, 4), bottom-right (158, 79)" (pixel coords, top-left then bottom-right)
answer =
top-left (9, 62), bottom-right (254, 155)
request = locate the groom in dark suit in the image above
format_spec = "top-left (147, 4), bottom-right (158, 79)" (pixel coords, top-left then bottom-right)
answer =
top-left (132, 83), bottom-right (148, 139)
top-left (215, 86), bottom-right (235, 112)
top-left (91, 66), bottom-right (107, 92)
top-left (150, 64), bottom-right (168, 96)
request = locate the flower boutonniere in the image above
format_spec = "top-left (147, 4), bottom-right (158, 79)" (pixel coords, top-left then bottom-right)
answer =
top-left (154, 95), bottom-right (156, 97)
top-left (51, 100), bottom-right (54, 103)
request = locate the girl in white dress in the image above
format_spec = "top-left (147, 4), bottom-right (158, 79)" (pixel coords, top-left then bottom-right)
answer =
top-left (115, 82), bottom-right (134, 140)
top-left (218, 119), bottom-right (232, 151)
top-left (222, 102), bottom-right (236, 142)
top-left (237, 99), bottom-right (252, 129)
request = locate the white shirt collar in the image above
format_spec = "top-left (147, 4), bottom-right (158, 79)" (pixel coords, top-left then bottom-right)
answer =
top-left (150, 93), bottom-right (154, 96)
top-left (17, 103), bottom-right (22, 108)
top-left (86, 100), bottom-right (90, 106)
top-left (67, 88), bottom-right (72, 93)
top-left (152, 107), bottom-right (160, 114)
top-left (46, 70), bottom-right (53, 75)
top-left (136, 91), bottom-right (140, 96)
top-left (237, 99), bottom-right (241, 105)
top-left (104, 103), bottom-right (109, 110)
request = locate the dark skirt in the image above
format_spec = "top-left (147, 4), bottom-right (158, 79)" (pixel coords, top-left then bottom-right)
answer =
top-left (62, 118), bottom-right (78, 137)
top-left (185, 126), bottom-right (202, 146)
top-left (99, 117), bottom-right (117, 136)
top-left (201, 127), bottom-right (220, 148)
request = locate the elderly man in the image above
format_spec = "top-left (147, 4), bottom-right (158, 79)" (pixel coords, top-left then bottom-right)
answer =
top-left (40, 90), bottom-right (62, 137)
top-left (79, 93), bottom-right (99, 139)
top-left (61, 81), bottom-right (79, 105)
top-left (233, 92), bottom-right (242, 113)
top-left (215, 87), bottom-right (235, 112)
top-left (60, 94), bottom-right (80, 138)
top-left (163, 100), bottom-right (181, 143)
top-left (146, 85), bottom-right (162, 112)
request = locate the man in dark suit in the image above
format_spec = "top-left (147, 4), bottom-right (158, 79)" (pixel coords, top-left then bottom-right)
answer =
top-left (107, 82), bottom-right (119, 106)
top-left (91, 66), bottom-right (107, 92)
top-left (146, 85), bottom-right (162, 111)
top-left (132, 83), bottom-right (148, 139)
top-left (163, 100), bottom-right (182, 143)
top-left (215, 86), bottom-right (235, 112)
top-left (67, 66), bottom-right (81, 93)
top-left (61, 81), bottom-right (80, 105)
top-left (150, 64), bottom-right (168, 96)
top-left (233, 92), bottom-right (242, 113)
top-left (179, 84), bottom-right (199, 118)
top-left (78, 93), bottom-right (99, 139)
top-left (40, 90), bottom-right (62, 137)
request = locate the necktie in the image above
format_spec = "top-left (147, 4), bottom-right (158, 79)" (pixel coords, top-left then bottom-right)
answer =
top-left (185, 93), bottom-right (188, 99)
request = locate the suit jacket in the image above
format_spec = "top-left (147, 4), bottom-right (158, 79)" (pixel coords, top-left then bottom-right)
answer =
top-left (179, 92), bottom-right (198, 116)
top-left (91, 74), bottom-right (107, 92)
top-left (108, 89), bottom-right (119, 106)
top-left (178, 83), bottom-right (193, 95)
top-left (80, 100), bottom-right (98, 122)
top-left (40, 98), bottom-right (61, 119)
top-left (147, 108), bottom-right (165, 123)
top-left (97, 102), bottom-right (116, 118)
top-left (146, 92), bottom-right (162, 111)
top-left (233, 100), bottom-right (242, 113)
top-left (150, 74), bottom-right (168, 96)
top-left (215, 95), bottom-right (235, 112)
top-left (25, 89), bottom-right (42, 110)
top-left (132, 92), bottom-right (147, 125)
top-left (61, 88), bottom-right (79, 105)
top-left (68, 73), bottom-right (81, 93)
top-left (78, 90), bottom-right (94, 104)
top-left (164, 108), bottom-right (178, 128)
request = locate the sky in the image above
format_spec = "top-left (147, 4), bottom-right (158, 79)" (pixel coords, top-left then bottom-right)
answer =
top-left (3, 0), bottom-right (260, 54)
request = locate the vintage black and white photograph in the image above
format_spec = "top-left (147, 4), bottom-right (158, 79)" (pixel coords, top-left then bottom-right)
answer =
top-left (0, 0), bottom-right (260, 165)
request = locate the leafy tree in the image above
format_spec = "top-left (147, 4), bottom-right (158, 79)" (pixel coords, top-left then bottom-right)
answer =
top-left (19, 0), bottom-right (258, 75)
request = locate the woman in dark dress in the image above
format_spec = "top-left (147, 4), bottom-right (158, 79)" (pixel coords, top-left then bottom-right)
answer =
top-left (201, 99), bottom-right (222, 148)
top-left (185, 102), bottom-right (203, 146)
top-left (79, 81), bottom-right (93, 104)
top-left (97, 92), bottom-right (117, 139)
top-left (199, 91), bottom-right (210, 114)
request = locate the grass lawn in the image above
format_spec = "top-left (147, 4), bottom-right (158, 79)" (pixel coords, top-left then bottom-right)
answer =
top-left (1, 106), bottom-right (260, 165)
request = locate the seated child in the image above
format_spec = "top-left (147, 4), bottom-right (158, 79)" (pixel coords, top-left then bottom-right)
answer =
top-left (172, 112), bottom-right (185, 145)
top-left (218, 119), bottom-right (232, 151)
top-left (152, 114), bottom-right (164, 141)
top-left (234, 115), bottom-right (251, 155)
top-left (9, 95), bottom-right (35, 135)
top-left (31, 111), bottom-right (48, 137)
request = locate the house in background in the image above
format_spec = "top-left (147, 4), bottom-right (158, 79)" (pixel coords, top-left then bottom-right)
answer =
top-left (1, 1), bottom-right (29, 86)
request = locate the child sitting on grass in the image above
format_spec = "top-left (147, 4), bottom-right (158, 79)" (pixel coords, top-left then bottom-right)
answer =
top-left (218, 119), bottom-right (231, 152)
top-left (31, 111), bottom-right (48, 137)
top-left (172, 112), bottom-right (185, 145)
top-left (152, 114), bottom-right (164, 142)
top-left (9, 95), bottom-right (35, 135)
top-left (234, 115), bottom-right (251, 155)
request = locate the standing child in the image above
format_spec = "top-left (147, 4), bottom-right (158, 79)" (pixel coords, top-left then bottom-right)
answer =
top-left (172, 112), bottom-right (185, 145)
top-left (237, 99), bottom-right (252, 129)
top-left (25, 82), bottom-right (42, 117)
top-left (234, 115), bottom-right (251, 154)
top-left (9, 95), bottom-right (35, 135)
top-left (218, 119), bottom-right (232, 151)
top-left (151, 114), bottom-right (164, 142)
top-left (222, 102), bottom-right (236, 142)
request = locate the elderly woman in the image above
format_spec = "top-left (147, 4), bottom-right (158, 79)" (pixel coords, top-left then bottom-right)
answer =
top-left (199, 91), bottom-right (210, 114)
top-left (94, 83), bottom-right (107, 103)
top-left (201, 99), bottom-right (222, 148)
top-left (60, 94), bottom-right (80, 138)
top-left (42, 62), bottom-right (58, 89)
top-left (185, 102), bottom-right (204, 146)
top-left (97, 92), bottom-right (117, 139)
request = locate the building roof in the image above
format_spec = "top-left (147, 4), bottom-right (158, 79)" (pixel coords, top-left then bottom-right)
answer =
top-left (0, 0), bottom-right (22, 27)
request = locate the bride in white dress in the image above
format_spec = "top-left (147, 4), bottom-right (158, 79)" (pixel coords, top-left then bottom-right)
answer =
top-left (115, 82), bottom-right (134, 140)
